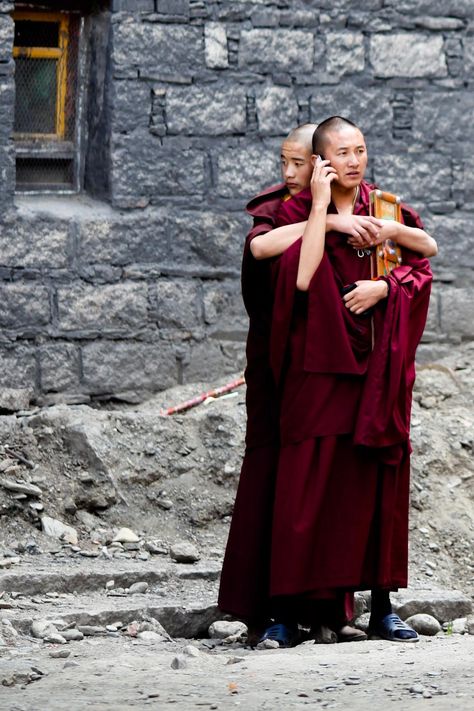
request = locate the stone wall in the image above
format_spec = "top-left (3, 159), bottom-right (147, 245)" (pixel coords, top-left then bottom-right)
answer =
top-left (0, 0), bottom-right (473, 403)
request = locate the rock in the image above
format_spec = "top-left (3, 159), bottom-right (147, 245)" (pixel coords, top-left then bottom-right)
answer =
top-left (61, 629), bottom-right (84, 642)
top-left (43, 633), bottom-right (67, 644)
top-left (393, 589), bottom-right (472, 623)
top-left (258, 638), bottom-right (279, 650)
top-left (404, 614), bottom-right (441, 636)
top-left (50, 649), bottom-right (71, 659)
top-left (31, 619), bottom-right (59, 639)
top-left (105, 580), bottom-right (115, 590)
top-left (183, 644), bottom-right (200, 658)
top-left (113, 527), bottom-right (140, 543)
top-left (128, 581), bottom-right (149, 595)
top-left (41, 516), bottom-right (78, 546)
top-left (63, 660), bottom-right (80, 669)
top-left (466, 614), bottom-right (474, 635)
top-left (1, 477), bottom-right (42, 497)
top-left (76, 625), bottom-right (106, 636)
top-left (144, 541), bottom-right (168, 555)
top-left (410, 684), bottom-right (425, 695)
top-left (0, 387), bottom-right (33, 412)
top-left (170, 541), bottom-right (200, 564)
top-left (354, 612), bottom-right (370, 631)
top-left (171, 654), bottom-right (188, 670)
top-left (208, 620), bottom-right (247, 640)
top-left (451, 617), bottom-right (467, 634)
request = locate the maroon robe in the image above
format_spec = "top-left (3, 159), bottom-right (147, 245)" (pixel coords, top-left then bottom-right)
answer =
top-left (218, 185), bottom-right (315, 622)
top-left (268, 181), bottom-right (432, 597)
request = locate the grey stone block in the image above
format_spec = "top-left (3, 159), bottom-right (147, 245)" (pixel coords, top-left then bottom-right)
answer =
top-left (423, 214), bottom-right (474, 269)
top-left (384, 0), bottom-right (474, 16)
top-left (370, 34), bottom-right (447, 78)
top-left (393, 588), bottom-right (472, 624)
top-left (0, 347), bottom-right (36, 389)
top-left (39, 344), bottom-right (81, 392)
top-left (113, 19), bottom-right (202, 76)
top-left (111, 132), bottom-right (206, 206)
top-left (217, 143), bottom-right (280, 199)
top-left (413, 91), bottom-right (474, 144)
top-left (0, 13), bottom-right (13, 61)
top-left (326, 32), bottom-right (365, 78)
top-left (166, 86), bottom-right (246, 135)
top-left (182, 340), bottom-right (246, 383)
top-left (373, 154), bottom-right (451, 203)
top-left (0, 219), bottom-right (69, 269)
top-left (78, 210), bottom-right (169, 265)
top-left (157, 0), bottom-right (189, 17)
top-left (203, 280), bottom-right (247, 339)
top-left (0, 283), bottom-right (50, 329)
top-left (424, 291), bottom-right (439, 334)
top-left (112, 0), bottom-right (154, 10)
top-left (463, 37), bottom-right (474, 79)
top-left (154, 279), bottom-right (202, 329)
top-left (57, 283), bottom-right (149, 334)
top-left (239, 29), bottom-right (314, 73)
top-left (0, 80), bottom-right (14, 133)
top-left (440, 286), bottom-right (474, 339)
top-left (255, 86), bottom-right (298, 136)
top-left (168, 210), bottom-right (248, 268)
top-left (310, 85), bottom-right (392, 138)
top-left (82, 341), bottom-right (178, 393)
top-left (112, 80), bottom-right (151, 132)
top-left (204, 22), bottom-right (229, 69)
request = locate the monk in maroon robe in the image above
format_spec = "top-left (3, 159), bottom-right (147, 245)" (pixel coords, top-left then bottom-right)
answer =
top-left (264, 116), bottom-right (432, 643)
top-left (219, 120), bottom-right (435, 645)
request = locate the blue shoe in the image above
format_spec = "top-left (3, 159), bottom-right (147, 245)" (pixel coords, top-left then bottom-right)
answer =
top-left (369, 613), bottom-right (419, 643)
top-left (258, 622), bottom-right (298, 648)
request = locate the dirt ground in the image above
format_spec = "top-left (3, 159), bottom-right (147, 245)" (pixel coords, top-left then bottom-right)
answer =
top-left (1, 343), bottom-right (474, 710)
top-left (1, 633), bottom-right (473, 711)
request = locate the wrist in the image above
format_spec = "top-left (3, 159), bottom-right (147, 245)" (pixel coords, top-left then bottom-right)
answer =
top-left (311, 202), bottom-right (329, 213)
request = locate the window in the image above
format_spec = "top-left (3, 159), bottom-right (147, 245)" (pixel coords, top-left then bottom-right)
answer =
top-left (13, 9), bottom-right (81, 192)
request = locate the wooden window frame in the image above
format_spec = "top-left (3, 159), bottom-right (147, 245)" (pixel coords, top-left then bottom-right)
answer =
top-left (12, 10), bottom-right (69, 140)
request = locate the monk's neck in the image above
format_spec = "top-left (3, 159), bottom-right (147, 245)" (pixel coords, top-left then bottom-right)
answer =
top-left (331, 184), bottom-right (360, 214)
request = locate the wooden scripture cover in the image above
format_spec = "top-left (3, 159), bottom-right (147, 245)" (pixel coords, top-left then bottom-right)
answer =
top-left (369, 189), bottom-right (403, 277)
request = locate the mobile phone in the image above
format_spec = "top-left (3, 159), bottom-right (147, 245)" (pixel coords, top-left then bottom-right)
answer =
top-left (340, 283), bottom-right (373, 317)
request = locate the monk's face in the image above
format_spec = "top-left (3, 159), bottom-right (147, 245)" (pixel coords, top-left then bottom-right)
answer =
top-left (321, 126), bottom-right (368, 190)
top-left (280, 140), bottom-right (313, 195)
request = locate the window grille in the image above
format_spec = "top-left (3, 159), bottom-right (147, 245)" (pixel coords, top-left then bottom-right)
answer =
top-left (12, 10), bottom-right (81, 192)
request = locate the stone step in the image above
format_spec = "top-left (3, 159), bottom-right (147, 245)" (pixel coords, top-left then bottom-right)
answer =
top-left (4, 591), bottom-right (223, 639)
top-left (356, 588), bottom-right (472, 624)
top-left (0, 557), bottom-right (221, 596)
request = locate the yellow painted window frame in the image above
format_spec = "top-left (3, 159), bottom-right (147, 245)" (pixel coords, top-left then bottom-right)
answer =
top-left (12, 10), bottom-right (69, 140)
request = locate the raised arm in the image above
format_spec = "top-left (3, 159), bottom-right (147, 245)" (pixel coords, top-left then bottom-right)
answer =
top-left (296, 159), bottom-right (336, 291)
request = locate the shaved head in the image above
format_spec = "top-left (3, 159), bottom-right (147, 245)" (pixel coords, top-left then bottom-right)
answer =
top-left (285, 123), bottom-right (318, 153)
top-left (312, 116), bottom-right (359, 157)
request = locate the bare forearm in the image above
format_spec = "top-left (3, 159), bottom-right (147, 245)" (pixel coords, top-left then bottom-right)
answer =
top-left (296, 205), bottom-right (327, 291)
top-left (250, 221), bottom-right (308, 259)
top-left (393, 225), bottom-right (438, 257)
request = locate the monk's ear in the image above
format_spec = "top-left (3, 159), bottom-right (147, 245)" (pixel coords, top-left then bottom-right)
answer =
top-left (311, 154), bottom-right (318, 166)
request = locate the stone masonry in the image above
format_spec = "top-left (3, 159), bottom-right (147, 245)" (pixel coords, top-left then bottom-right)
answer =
top-left (0, 0), bottom-right (473, 402)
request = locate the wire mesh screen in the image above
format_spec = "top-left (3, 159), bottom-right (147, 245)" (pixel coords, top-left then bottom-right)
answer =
top-left (13, 12), bottom-right (81, 192)
top-left (14, 58), bottom-right (58, 134)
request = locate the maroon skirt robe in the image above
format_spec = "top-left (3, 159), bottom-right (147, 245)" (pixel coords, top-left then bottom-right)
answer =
top-left (268, 181), bottom-right (432, 598)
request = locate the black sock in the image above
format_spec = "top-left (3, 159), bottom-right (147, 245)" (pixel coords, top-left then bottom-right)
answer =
top-left (370, 589), bottom-right (392, 622)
